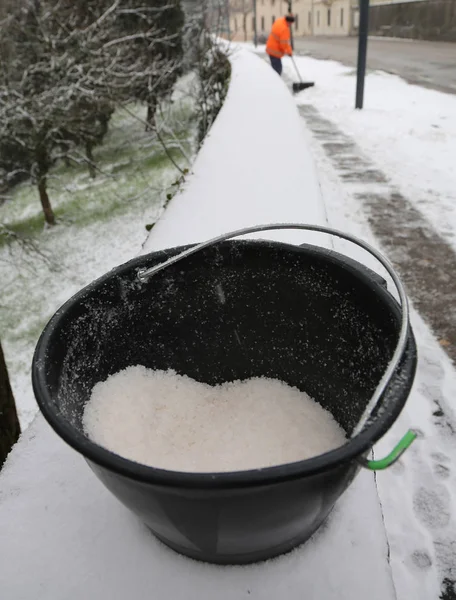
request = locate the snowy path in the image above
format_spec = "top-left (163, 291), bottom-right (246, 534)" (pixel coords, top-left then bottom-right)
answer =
top-left (284, 59), bottom-right (456, 600)
top-left (289, 55), bottom-right (456, 256)
top-left (296, 102), bottom-right (456, 366)
top-left (0, 417), bottom-right (397, 600)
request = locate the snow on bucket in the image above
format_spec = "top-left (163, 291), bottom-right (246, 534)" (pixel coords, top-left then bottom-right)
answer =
top-left (32, 224), bottom-right (417, 564)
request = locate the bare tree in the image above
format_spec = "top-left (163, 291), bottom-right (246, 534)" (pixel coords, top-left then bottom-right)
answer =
top-left (138, 0), bottom-right (185, 129)
top-left (0, 92), bottom-right (60, 226)
top-left (0, 1), bottom-right (76, 225)
top-left (0, 340), bottom-right (20, 469)
top-left (0, 0), bottom-right (186, 223)
top-left (60, 99), bottom-right (115, 178)
top-left (48, 0), bottom-right (185, 129)
top-left (181, 0), bottom-right (206, 71)
top-left (230, 0), bottom-right (252, 41)
top-left (205, 0), bottom-right (231, 38)
top-left (196, 35), bottom-right (231, 144)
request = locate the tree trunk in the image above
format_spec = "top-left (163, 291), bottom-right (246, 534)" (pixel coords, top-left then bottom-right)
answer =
top-left (181, 0), bottom-right (205, 72)
top-left (37, 176), bottom-right (55, 226)
top-left (85, 141), bottom-right (96, 179)
top-left (98, 114), bottom-right (110, 139)
top-left (146, 100), bottom-right (157, 132)
top-left (0, 340), bottom-right (20, 469)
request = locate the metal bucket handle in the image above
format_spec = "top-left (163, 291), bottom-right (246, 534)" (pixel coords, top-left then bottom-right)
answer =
top-left (137, 223), bottom-right (417, 471)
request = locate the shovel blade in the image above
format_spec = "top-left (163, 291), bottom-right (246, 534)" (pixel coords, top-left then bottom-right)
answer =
top-left (292, 82), bottom-right (315, 93)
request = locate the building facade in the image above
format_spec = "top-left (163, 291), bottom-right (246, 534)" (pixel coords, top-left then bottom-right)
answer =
top-left (229, 0), bottom-right (359, 39)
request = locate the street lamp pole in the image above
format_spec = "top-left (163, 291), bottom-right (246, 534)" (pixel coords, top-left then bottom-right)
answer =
top-left (253, 0), bottom-right (258, 46)
top-left (355, 0), bottom-right (370, 109)
top-left (288, 0), bottom-right (294, 51)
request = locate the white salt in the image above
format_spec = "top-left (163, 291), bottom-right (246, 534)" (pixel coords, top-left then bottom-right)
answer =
top-left (83, 367), bottom-right (346, 472)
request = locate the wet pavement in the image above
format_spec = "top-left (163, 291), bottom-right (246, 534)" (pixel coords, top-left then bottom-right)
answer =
top-left (298, 103), bottom-right (456, 367)
top-left (294, 37), bottom-right (456, 95)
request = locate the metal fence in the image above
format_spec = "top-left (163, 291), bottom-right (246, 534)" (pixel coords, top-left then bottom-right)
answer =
top-left (369, 0), bottom-right (456, 41)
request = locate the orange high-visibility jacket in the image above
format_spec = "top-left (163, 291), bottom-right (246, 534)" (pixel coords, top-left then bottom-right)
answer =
top-left (266, 17), bottom-right (292, 59)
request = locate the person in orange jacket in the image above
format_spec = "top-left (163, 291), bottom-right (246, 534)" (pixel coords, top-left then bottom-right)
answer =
top-left (266, 15), bottom-right (295, 76)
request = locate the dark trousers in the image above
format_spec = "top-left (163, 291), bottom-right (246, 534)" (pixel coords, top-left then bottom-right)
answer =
top-left (269, 55), bottom-right (283, 76)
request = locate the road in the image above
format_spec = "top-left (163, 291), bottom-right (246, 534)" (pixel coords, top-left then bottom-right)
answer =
top-left (293, 36), bottom-right (456, 94)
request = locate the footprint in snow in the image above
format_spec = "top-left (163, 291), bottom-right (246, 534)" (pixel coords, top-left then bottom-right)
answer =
top-left (431, 452), bottom-right (451, 464)
top-left (434, 463), bottom-right (451, 481)
top-left (431, 452), bottom-right (452, 480)
top-left (413, 485), bottom-right (451, 530)
top-left (411, 549), bottom-right (433, 570)
top-left (420, 353), bottom-right (445, 381)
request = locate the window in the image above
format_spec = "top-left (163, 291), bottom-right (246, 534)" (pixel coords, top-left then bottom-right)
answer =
top-left (308, 11), bottom-right (311, 27)
top-left (271, 0), bottom-right (275, 5)
top-left (317, 11), bottom-right (320, 26)
top-left (261, 16), bottom-right (265, 31)
top-left (327, 9), bottom-right (331, 26)
top-left (272, 15), bottom-right (276, 25)
top-left (295, 14), bottom-right (299, 31)
top-left (340, 8), bottom-right (344, 26)
top-left (234, 17), bottom-right (238, 32)
top-left (353, 10), bottom-right (360, 28)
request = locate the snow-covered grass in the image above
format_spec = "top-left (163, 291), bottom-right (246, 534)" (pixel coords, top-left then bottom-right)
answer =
top-left (0, 92), bottom-right (196, 427)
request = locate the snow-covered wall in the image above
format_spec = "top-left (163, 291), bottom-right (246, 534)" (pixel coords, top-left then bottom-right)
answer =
top-left (143, 48), bottom-right (328, 253)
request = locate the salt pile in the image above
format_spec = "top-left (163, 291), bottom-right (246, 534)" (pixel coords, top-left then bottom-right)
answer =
top-left (83, 366), bottom-right (346, 472)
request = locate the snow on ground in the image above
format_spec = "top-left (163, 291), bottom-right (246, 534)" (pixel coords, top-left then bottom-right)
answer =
top-left (0, 417), bottom-right (396, 600)
top-left (283, 54), bottom-right (456, 599)
top-left (0, 48), bottom-right (398, 600)
top-left (307, 130), bottom-right (456, 599)
top-left (142, 48), bottom-right (327, 254)
top-left (288, 54), bottom-right (456, 253)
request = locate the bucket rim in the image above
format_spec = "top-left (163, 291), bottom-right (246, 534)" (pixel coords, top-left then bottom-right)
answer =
top-left (32, 239), bottom-right (417, 490)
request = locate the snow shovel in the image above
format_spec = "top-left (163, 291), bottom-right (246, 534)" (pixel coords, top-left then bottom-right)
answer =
top-left (291, 56), bottom-right (314, 93)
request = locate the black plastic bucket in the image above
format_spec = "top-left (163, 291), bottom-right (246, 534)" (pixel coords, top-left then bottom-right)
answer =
top-left (32, 233), bottom-right (417, 565)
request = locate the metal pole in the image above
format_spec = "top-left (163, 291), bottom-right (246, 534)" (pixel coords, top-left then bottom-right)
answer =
top-left (355, 0), bottom-right (370, 109)
top-left (226, 0), bottom-right (231, 38)
top-left (288, 0), bottom-right (294, 51)
top-left (253, 0), bottom-right (258, 46)
top-left (311, 0), bottom-right (314, 36)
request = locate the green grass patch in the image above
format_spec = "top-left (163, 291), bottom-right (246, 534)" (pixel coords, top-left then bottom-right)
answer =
top-left (0, 101), bottom-right (194, 246)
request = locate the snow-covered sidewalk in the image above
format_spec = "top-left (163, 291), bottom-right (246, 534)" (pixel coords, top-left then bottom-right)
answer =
top-left (289, 54), bottom-right (456, 253)
top-left (0, 49), bottom-right (398, 600)
top-left (283, 52), bottom-right (456, 600)
top-left (232, 42), bottom-right (456, 598)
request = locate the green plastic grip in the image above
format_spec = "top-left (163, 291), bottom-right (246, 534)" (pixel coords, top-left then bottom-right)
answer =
top-left (360, 429), bottom-right (418, 471)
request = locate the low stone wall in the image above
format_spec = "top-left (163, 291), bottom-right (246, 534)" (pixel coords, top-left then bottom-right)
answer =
top-left (369, 0), bottom-right (456, 41)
